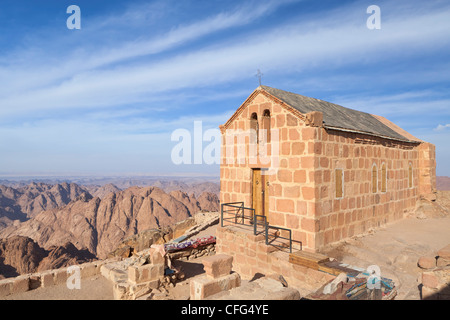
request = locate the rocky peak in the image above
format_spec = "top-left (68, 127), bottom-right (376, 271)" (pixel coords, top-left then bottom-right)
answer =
top-left (0, 235), bottom-right (95, 279)
top-left (0, 186), bottom-right (219, 260)
top-left (0, 182), bottom-right (92, 228)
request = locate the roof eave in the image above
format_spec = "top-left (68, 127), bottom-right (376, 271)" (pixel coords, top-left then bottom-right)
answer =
top-left (323, 125), bottom-right (420, 144)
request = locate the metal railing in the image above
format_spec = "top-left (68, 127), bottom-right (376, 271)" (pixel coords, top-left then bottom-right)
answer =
top-left (221, 202), bottom-right (255, 228)
top-left (266, 225), bottom-right (292, 253)
top-left (253, 214), bottom-right (267, 236)
top-left (221, 202), bottom-right (302, 253)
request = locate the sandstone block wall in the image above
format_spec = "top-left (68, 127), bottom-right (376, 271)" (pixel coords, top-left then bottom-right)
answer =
top-left (190, 253), bottom-right (240, 300)
top-left (419, 244), bottom-right (450, 300)
top-left (220, 90), bottom-right (434, 252)
top-left (220, 92), bottom-right (316, 250)
top-left (0, 260), bottom-right (106, 298)
top-left (202, 254), bottom-right (233, 279)
top-left (313, 128), bottom-right (422, 250)
top-left (215, 225), bottom-right (335, 295)
top-left (417, 142), bottom-right (437, 196)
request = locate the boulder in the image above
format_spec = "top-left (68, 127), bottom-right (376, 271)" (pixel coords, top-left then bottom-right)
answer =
top-left (438, 244), bottom-right (450, 260)
top-left (418, 256), bottom-right (436, 269)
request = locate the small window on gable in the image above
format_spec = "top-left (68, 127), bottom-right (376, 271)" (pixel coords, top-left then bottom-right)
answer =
top-left (408, 163), bottom-right (413, 188)
top-left (335, 168), bottom-right (343, 198)
top-left (372, 164), bottom-right (378, 193)
top-left (250, 112), bottom-right (259, 144)
top-left (262, 109), bottom-right (271, 143)
top-left (381, 163), bottom-right (387, 193)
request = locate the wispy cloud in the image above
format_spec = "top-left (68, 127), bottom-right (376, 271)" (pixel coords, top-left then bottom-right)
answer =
top-left (0, 0), bottom-right (449, 175)
top-left (1, 0), bottom-right (449, 118)
top-left (434, 124), bottom-right (450, 132)
top-left (334, 91), bottom-right (450, 117)
top-left (0, 0), bottom-right (296, 100)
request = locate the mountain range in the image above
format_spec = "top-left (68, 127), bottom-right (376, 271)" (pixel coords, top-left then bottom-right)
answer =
top-left (0, 181), bottom-right (219, 278)
top-left (0, 182), bottom-right (90, 229)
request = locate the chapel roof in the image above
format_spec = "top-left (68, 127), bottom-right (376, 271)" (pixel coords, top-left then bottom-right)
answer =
top-left (259, 85), bottom-right (420, 143)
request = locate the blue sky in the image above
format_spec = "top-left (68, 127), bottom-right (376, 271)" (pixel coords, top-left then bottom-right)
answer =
top-left (0, 0), bottom-right (449, 177)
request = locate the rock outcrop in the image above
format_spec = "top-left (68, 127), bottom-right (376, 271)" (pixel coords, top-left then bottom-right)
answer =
top-left (89, 183), bottom-right (122, 199)
top-left (0, 236), bottom-right (46, 278)
top-left (0, 236), bottom-right (95, 279)
top-left (413, 190), bottom-right (450, 219)
top-left (0, 186), bottom-right (219, 259)
top-left (0, 182), bottom-right (90, 228)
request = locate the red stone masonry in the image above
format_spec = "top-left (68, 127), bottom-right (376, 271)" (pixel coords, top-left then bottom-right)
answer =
top-left (219, 86), bottom-right (437, 254)
top-left (215, 225), bottom-right (335, 292)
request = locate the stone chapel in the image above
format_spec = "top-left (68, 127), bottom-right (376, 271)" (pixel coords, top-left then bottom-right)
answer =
top-left (218, 85), bottom-right (436, 252)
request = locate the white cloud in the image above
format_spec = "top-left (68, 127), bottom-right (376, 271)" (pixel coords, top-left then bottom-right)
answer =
top-left (0, 0), bottom-right (296, 98)
top-left (1, 0), bottom-right (449, 117)
top-left (0, 0), bottom-right (449, 175)
top-left (434, 124), bottom-right (450, 132)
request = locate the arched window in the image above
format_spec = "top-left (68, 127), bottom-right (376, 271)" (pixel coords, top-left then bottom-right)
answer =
top-left (381, 163), bottom-right (387, 193)
top-left (250, 112), bottom-right (259, 144)
top-left (262, 109), bottom-right (271, 143)
top-left (372, 164), bottom-right (378, 193)
top-left (408, 163), bottom-right (413, 188)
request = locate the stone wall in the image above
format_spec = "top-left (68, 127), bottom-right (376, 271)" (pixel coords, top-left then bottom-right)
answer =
top-left (418, 244), bottom-right (450, 300)
top-left (215, 225), bottom-right (335, 295)
top-left (219, 90), bottom-right (434, 252)
top-left (313, 128), bottom-right (423, 250)
top-left (168, 243), bottom-right (215, 261)
top-left (0, 259), bottom-right (105, 298)
top-left (219, 91), bottom-right (317, 251)
top-left (418, 142), bottom-right (437, 197)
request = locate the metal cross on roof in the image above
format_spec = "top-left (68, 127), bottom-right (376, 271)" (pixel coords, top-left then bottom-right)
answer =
top-left (255, 69), bottom-right (263, 86)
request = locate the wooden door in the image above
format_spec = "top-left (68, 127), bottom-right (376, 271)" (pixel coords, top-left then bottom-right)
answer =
top-left (252, 169), bottom-right (269, 223)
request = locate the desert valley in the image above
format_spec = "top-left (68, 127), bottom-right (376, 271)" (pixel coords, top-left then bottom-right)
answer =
top-left (0, 177), bottom-right (219, 279)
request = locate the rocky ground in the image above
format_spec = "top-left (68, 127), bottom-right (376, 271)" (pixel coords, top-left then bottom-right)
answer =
top-left (322, 191), bottom-right (450, 300)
